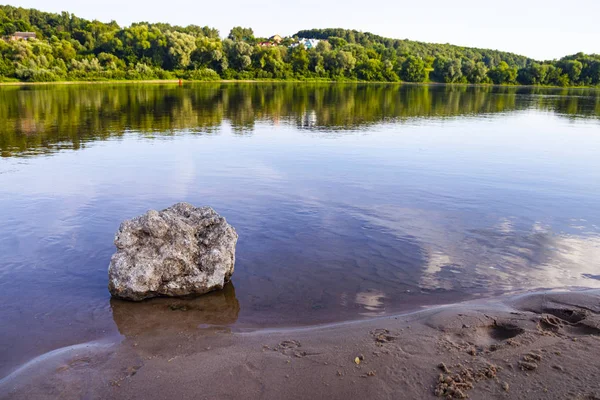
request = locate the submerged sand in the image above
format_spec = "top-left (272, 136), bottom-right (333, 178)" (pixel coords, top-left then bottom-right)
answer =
top-left (1, 290), bottom-right (599, 399)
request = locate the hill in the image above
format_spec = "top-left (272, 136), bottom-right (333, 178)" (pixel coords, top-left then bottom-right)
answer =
top-left (295, 28), bottom-right (532, 68)
top-left (0, 4), bottom-right (599, 86)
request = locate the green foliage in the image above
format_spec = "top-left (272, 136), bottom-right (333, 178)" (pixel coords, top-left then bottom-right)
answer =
top-left (327, 37), bottom-right (348, 49)
top-left (289, 45), bottom-right (309, 75)
top-left (15, 64), bottom-right (62, 81)
top-left (400, 56), bottom-right (427, 82)
top-left (295, 28), bottom-right (531, 69)
top-left (356, 58), bottom-right (384, 81)
top-left (487, 62), bottom-right (518, 85)
top-left (461, 60), bottom-right (488, 84)
top-left (164, 30), bottom-right (196, 69)
top-left (431, 57), bottom-right (463, 83)
top-left (0, 5), bottom-right (598, 86)
top-left (223, 39), bottom-right (252, 71)
top-left (228, 27), bottom-right (254, 42)
top-left (185, 67), bottom-right (220, 81)
top-left (557, 59), bottom-right (583, 83)
top-left (253, 46), bottom-right (287, 78)
top-left (517, 63), bottom-right (548, 85)
top-left (191, 36), bottom-right (226, 72)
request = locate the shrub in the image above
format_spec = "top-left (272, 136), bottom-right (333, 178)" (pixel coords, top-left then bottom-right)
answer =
top-left (185, 68), bottom-right (220, 81)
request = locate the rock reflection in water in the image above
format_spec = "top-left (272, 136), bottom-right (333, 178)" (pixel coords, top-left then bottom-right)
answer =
top-left (110, 282), bottom-right (240, 339)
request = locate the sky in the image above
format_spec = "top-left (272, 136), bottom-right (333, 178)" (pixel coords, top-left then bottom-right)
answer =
top-left (9, 0), bottom-right (600, 61)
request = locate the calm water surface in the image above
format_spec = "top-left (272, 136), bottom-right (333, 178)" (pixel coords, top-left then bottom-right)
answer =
top-left (1, 83), bottom-right (599, 377)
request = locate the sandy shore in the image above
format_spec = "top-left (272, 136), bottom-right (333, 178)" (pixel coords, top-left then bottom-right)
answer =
top-left (1, 289), bottom-right (599, 399)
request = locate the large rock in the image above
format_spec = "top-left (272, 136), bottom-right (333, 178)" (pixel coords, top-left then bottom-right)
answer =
top-left (108, 203), bottom-right (238, 301)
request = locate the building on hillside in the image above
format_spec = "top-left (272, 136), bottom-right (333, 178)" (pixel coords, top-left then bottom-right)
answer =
top-left (290, 38), bottom-right (320, 50)
top-left (10, 32), bottom-right (36, 40)
top-left (258, 41), bottom-right (275, 47)
top-left (269, 34), bottom-right (283, 44)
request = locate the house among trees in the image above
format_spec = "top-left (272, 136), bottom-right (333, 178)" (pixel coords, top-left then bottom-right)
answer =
top-left (258, 34), bottom-right (284, 47)
top-left (290, 38), bottom-right (320, 49)
top-left (259, 34), bottom-right (283, 47)
top-left (269, 34), bottom-right (283, 44)
top-left (10, 32), bottom-right (36, 40)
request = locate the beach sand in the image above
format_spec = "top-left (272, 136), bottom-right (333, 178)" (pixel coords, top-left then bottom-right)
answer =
top-left (2, 290), bottom-right (599, 399)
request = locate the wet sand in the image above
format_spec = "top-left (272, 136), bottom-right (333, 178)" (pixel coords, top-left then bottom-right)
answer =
top-left (1, 290), bottom-right (599, 399)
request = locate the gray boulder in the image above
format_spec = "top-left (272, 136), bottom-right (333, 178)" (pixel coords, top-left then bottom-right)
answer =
top-left (108, 203), bottom-right (238, 301)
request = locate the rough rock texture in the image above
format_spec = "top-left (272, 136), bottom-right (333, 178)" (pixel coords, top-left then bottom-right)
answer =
top-left (108, 203), bottom-right (238, 301)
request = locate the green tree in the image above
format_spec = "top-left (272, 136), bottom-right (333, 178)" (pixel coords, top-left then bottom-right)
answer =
top-left (253, 46), bottom-right (286, 78)
top-left (557, 59), bottom-right (583, 85)
top-left (289, 45), bottom-right (309, 74)
top-left (517, 63), bottom-right (549, 85)
top-left (356, 58), bottom-right (384, 81)
top-left (165, 30), bottom-right (196, 69)
top-left (327, 37), bottom-right (348, 49)
top-left (324, 50), bottom-right (355, 77)
top-left (228, 27), bottom-right (254, 42)
top-left (191, 37), bottom-right (227, 72)
top-left (400, 55), bottom-right (427, 82)
top-left (432, 57), bottom-right (463, 83)
top-left (308, 50), bottom-right (325, 75)
top-left (487, 61), bottom-right (517, 84)
top-left (462, 59), bottom-right (488, 83)
top-left (223, 38), bottom-right (252, 71)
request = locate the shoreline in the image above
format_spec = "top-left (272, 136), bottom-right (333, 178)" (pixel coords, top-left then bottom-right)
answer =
top-left (2, 288), bottom-right (599, 399)
top-left (0, 79), bottom-right (598, 90)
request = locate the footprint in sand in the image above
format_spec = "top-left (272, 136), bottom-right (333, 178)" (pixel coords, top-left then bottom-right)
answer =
top-left (269, 340), bottom-right (312, 358)
top-left (480, 323), bottom-right (525, 343)
top-left (537, 307), bottom-right (600, 336)
top-left (371, 328), bottom-right (399, 346)
top-left (443, 321), bottom-right (526, 355)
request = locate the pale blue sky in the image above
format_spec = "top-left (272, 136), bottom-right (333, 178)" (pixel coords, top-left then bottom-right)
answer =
top-left (10, 0), bottom-right (600, 60)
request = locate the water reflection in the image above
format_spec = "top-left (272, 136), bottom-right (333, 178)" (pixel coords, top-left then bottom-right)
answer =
top-left (0, 83), bottom-right (598, 157)
top-left (350, 204), bottom-right (600, 294)
top-left (108, 283), bottom-right (239, 356)
top-left (110, 282), bottom-right (240, 339)
top-left (355, 289), bottom-right (387, 316)
top-left (420, 229), bottom-right (600, 292)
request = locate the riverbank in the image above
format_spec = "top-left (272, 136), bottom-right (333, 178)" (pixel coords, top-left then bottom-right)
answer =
top-left (0, 79), bottom-right (184, 86)
top-left (0, 79), bottom-right (598, 90)
top-left (2, 289), bottom-right (599, 399)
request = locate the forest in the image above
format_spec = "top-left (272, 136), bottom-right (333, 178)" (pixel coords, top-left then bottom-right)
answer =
top-left (0, 5), bottom-right (599, 86)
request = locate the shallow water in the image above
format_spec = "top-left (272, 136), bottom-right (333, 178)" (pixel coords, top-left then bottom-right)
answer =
top-left (1, 83), bottom-right (599, 377)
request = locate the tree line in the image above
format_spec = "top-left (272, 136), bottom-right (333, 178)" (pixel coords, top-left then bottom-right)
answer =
top-left (0, 5), bottom-right (599, 86)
